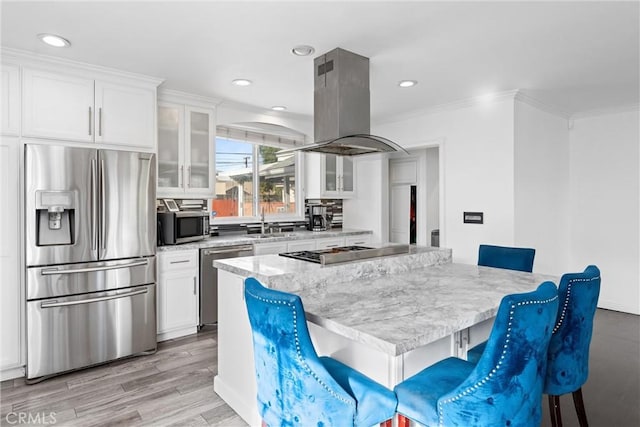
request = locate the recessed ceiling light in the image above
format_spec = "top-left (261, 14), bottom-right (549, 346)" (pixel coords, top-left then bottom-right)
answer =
top-left (232, 79), bottom-right (252, 87)
top-left (398, 80), bottom-right (418, 88)
top-left (37, 33), bottom-right (71, 48)
top-left (291, 45), bottom-right (315, 57)
top-left (271, 106), bottom-right (287, 111)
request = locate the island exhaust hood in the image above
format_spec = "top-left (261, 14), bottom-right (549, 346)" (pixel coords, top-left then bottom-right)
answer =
top-left (296, 48), bottom-right (408, 156)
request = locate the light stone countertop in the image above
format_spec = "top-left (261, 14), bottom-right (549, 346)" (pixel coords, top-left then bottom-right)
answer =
top-left (215, 252), bottom-right (556, 356)
top-left (157, 228), bottom-right (372, 252)
top-left (214, 246), bottom-right (453, 293)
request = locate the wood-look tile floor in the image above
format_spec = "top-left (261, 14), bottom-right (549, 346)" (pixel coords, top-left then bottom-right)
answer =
top-left (1, 309), bottom-right (638, 427)
top-left (0, 326), bottom-right (247, 427)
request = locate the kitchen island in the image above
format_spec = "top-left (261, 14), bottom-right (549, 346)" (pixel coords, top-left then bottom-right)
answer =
top-left (213, 247), bottom-right (555, 426)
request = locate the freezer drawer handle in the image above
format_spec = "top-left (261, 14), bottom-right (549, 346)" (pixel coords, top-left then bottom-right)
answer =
top-left (40, 288), bottom-right (148, 308)
top-left (40, 259), bottom-right (148, 275)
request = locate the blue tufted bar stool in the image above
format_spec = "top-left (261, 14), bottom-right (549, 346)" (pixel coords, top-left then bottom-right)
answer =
top-left (244, 277), bottom-right (397, 427)
top-left (394, 281), bottom-right (558, 427)
top-left (478, 244), bottom-right (536, 273)
top-left (545, 265), bottom-right (601, 427)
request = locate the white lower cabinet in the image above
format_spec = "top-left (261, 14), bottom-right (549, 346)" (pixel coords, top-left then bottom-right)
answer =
top-left (253, 242), bottom-right (289, 255)
top-left (344, 234), bottom-right (372, 246)
top-left (286, 239), bottom-right (317, 252)
top-left (157, 249), bottom-right (199, 341)
top-left (315, 237), bottom-right (345, 250)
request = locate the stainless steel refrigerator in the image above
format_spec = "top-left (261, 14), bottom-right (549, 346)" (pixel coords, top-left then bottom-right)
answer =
top-left (25, 144), bottom-right (157, 382)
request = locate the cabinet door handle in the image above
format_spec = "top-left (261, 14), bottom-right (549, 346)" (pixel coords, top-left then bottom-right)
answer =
top-left (88, 107), bottom-right (92, 135)
top-left (325, 244), bottom-right (339, 248)
top-left (193, 277), bottom-right (197, 295)
top-left (187, 165), bottom-right (191, 188)
top-left (98, 107), bottom-right (102, 136)
top-left (170, 260), bottom-right (189, 264)
top-left (179, 165), bottom-right (183, 187)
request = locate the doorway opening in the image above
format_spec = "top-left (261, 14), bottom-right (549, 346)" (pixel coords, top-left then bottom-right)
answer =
top-left (388, 145), bottom-right (441, 247)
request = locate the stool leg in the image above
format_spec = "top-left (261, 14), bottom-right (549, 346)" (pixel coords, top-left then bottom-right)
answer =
top-left (549, 395), bottom-right (563, 427)
top-left (380, 419), bottom-right (392, 427)
top-left (397, 414), bottom-right (411, 427)
top-left (572, 388), bottom-right (589, 427)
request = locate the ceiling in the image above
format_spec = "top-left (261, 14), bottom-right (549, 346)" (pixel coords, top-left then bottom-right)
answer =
top-left (2, 1), bottom-right (639, 122)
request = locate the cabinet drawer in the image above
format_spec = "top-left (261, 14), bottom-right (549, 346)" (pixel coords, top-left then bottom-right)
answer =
top-left (315, 237), bottom-right (345, 250)
top-left (344, 234), bottom-right (372, 246)
top-left (158, 250), bottom-right (198, 272)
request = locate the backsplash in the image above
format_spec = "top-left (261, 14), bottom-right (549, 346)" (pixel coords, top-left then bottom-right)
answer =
top-left (305, 199), bottom-right (343, 229)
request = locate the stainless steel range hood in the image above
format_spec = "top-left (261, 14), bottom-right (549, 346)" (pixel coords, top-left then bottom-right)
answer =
top-left (298, 48), bottom-right (408, 156)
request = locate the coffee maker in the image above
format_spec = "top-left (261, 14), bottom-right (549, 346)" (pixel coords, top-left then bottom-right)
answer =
top-left (308, 204), bottom-right (329, 231)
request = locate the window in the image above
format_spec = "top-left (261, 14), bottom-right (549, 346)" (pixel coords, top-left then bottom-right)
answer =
top-left (213, 125), bottom-right (304, 220)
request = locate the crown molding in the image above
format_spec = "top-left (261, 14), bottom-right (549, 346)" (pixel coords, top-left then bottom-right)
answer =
top-left (570, 103), bottom-right (640, 120)
top-left (0, 46), bottom-right (164, 86)
top-left (514, 91), bottom-right (571, 119)
top-left (376, 90), bottom-right (520, 125)
top-left (158, 88), bottom-right (223, 108)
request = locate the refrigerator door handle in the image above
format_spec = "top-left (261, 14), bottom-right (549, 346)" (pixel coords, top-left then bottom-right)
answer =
top-left (40, 259), bottom-right (149, 275)
top-left (91, 158), bottom-right (98, 250)
top-left (40, 288), bottom-right (148, 308)
top-left (100, 158), bottom-right (106, 250)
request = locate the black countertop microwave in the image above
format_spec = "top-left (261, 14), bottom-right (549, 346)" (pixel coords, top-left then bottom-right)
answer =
top-left (157, 211), bottom-right (209, 245)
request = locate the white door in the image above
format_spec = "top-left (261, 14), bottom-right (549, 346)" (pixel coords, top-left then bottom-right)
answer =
top-left (185, 106), bottom-right (214, 195)
top-left (158, 270), bottom-right (198, 333)
top-left (23, 68), bottom-right (95, 142)
top-left (390, 184), bottom-right (411, 243)
top-left (389, 158), bottom-right (418, 244)
top-left (95, 81), bottom-right (156, 148)
top-left (0, 136), bottom-right (22, 370)
top-left (157, 103), bottom-right (185, 195)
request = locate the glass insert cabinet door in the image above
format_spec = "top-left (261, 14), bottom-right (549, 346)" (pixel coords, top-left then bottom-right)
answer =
top-left (186, 107), bottom-right (212, 191)
top-left (341, 156), bottom-right (354, 192)
top-left (324, 154), bottom-right (338, 192)
top-left (323, 154), bottom-right (353, 194)
top-left (157, 103), bottom-right (183, 190)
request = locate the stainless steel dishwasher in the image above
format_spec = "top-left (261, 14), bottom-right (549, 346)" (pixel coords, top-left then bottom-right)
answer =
top-left (199, 244), bottom-right (254, 326)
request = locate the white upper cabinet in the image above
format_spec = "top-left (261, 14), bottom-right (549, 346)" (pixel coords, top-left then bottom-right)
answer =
top-left (22, 67), bottom-right (158, 149)
top-left (305, 152), bottom-right (356, 199)
top-left (157, 91), bottom-right (216, 198)
top-left (23, 69), bottom-right (95, 142)
top-left (1, 64), bottom-right (20, 136)
top-left (94, 81), bottom-right (156, 148)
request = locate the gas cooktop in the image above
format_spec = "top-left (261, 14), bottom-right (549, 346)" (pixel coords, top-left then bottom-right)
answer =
top-left (279, 246), bottom-right (373, 264)
top-left (279, 244), bottom-right (411, 265)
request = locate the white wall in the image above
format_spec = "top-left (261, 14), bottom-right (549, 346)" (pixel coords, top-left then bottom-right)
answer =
top-left (360, 98), bottom-right (516, 264)
top-left (569, 109), bottom-right (640, 314)
top-left (514, 101), bottom-right (570, 275)
top-left (343, 155), bottom-right (387, 243)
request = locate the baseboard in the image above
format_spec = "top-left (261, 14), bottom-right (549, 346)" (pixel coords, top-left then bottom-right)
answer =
top-left (214, 375), bottom-right (261, 426)
top-left (598, 299), bottom-right (640, 315)
top-left (157, 326), bottom-right (198, 342)
top-left (0, 365), bottom-right (25, 381)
